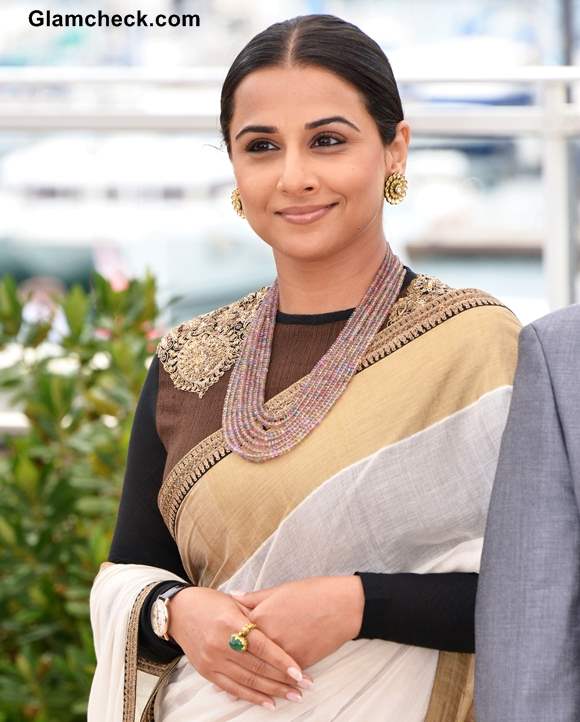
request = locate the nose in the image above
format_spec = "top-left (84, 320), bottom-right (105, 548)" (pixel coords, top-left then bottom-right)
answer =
top-left (275, 148), bottom-right (319, 195)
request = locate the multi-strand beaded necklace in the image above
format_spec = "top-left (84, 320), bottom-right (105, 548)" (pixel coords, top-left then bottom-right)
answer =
top-left (222, 245), bottom-right (406, 462)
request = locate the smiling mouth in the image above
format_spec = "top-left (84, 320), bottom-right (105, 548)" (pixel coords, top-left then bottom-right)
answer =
top-left (277, 203), bottom-right (338, 224)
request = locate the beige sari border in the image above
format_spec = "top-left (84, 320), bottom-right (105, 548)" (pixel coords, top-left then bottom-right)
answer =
top-left (123, 582), bottom-right (166, 722)
top-left (425, 652), bottom-right (475, 722)
top-left (138, 657), bottom-right (182, 722)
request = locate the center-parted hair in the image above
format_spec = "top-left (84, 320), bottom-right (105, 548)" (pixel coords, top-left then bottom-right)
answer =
top-left (219, 14), bottom-right (404, 157)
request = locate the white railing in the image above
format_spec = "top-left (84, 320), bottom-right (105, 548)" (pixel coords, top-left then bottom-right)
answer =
top-left (1, 66), bottom-right (579, 435)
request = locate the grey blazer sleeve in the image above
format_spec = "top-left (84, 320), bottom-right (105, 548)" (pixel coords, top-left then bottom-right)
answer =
top-left (475, 322), bottom-right (580, 722)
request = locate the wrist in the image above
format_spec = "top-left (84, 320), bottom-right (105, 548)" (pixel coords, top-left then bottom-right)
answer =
top-left (332, 575), bottom-right (365, 641)
top-left (166, 585), bottom-right (194, 643)
top-left (348, 575), bottom-right (365, 640)
top-left (150, 583), bottom-right (192, 644)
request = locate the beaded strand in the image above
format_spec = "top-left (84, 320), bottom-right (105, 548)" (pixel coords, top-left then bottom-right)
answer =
top-left (222, 245), bottom-right (406, 461)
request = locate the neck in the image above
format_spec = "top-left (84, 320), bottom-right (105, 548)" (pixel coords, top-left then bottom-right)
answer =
top-left (273, 238), bottom-right (392, 315)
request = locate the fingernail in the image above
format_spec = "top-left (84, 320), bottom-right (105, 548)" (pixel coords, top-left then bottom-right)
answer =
top-left (297, 677), bottom-right (314, 689)
top-left (262, 700), bottom-right (276, 710)
top-left (286, 691), bottom-right (303, 702)
top-left (287, 666), bottom-right (303, 682)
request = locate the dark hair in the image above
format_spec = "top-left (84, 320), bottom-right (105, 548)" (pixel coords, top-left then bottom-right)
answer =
top-left (219, 14), bottom-right (404, 157)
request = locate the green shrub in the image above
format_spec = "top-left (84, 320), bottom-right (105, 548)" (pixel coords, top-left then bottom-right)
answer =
top-left (0, 272), bottom-right (165, 721)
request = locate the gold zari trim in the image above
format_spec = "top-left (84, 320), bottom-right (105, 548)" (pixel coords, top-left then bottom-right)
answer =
top-left (123, 582), bottom-right (181, 722)
top-left (424, 651), bottom-right (475, 721)
top-left (137, 655), bottom-right (173, 677)
top-left (157, 274), bottom-right (511, 537)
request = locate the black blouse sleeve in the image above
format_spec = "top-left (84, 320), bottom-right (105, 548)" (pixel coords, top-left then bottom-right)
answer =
top-left (353, 571), bottom-right (478, 653)
top-left (107, 354), bottom-right (189, 662)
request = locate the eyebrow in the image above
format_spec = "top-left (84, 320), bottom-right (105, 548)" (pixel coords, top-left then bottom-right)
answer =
top-left (234, 116), bottom-right (361, 141)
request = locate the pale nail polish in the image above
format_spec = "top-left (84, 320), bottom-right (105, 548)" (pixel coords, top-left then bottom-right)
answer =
top-left (287, 691), bottom-right (303, 702)
top-left (262, 701), bottom-right (276, 710)
top-left (297, 677), bottom-right (314, 689)
top-left (287, 666), bottom-right (303, 682)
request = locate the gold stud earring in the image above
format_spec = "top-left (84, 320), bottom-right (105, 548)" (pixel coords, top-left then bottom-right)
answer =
top-left (231, 187), bottom-right (245, 218)
top-left (384, 171), bottom-right (408, 205)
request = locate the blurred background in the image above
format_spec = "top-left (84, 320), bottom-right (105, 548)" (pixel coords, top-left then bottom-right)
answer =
top-left (0, 0), bottom-right (578, 325)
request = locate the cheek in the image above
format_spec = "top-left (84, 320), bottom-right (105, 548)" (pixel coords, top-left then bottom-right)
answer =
top-left (338, 158), bottom-right (384, 200)
top-left (238, 169), bottom-right (273, 208)
top-left (342, 177), bottom-right (384, 222)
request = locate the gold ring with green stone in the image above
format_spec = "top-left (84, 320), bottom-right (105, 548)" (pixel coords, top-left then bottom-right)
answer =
top-left (228, 622), bottom-right (257, 652)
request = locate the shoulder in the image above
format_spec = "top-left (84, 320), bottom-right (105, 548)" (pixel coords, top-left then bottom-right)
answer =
top-left (522, 303), bottom-right (580, 376)
top-left (388, 272), bottom-right (521, 342)
top-left (155, 285), bottom-right (269, 397)
top-left (529, 302), bottom-right (580, 343)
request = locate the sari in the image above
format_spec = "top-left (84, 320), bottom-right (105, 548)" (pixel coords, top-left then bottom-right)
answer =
top-left (88, 273), bottom-right (521, 721)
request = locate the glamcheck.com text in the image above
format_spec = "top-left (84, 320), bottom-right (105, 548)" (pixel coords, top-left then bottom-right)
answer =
top-left (28, 9), bottom-right (200, 28)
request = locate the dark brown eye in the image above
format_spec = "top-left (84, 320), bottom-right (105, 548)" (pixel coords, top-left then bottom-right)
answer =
top-left (313, 133), bottom-right (343, 147)
top-left (246, 139), bottom-right (276, 153)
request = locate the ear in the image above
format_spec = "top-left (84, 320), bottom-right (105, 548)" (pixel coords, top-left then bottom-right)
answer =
top-left (384, 120), bottom-right (411, 174)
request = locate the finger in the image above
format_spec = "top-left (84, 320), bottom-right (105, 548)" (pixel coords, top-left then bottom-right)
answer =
top-left (210, 670), bottom-right (278, 710)
top-left (222, 659), bottom-right (304, 703)
top-left (227, 651), bottom-right (314, 689)
top-left (210, 683), bottom-right (238, 702)
top-left (227, 649), bottom-right (302, 686)
top-left (241, 627), bottom-right (304, 684)
top-left (230, 589), bottom-right (270, 607)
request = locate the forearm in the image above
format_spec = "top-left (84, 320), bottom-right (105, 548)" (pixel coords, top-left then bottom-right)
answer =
top-left (353, 571), bottom-right (478, 653)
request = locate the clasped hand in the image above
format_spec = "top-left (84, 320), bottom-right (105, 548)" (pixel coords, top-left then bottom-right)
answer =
top-left (232, 575), bottom-right (365, 668)
top-left (169, 575), bottom-right (364, 710)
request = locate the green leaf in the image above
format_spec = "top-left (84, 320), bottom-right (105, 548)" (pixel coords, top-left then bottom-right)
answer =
top-left (0, 517), bottom-right (17, 546)
top-left (0, 275), bottom-right (23, 337)
top-left (63, 285), bottom-right (89, 340)
top-left (23, 320), bottom-right (53, 348)
top-left (13, 456), bottom-right (40, 498)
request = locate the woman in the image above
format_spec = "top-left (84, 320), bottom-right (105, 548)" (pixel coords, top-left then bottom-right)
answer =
top-left (88, 13), bottom-right (521, 722)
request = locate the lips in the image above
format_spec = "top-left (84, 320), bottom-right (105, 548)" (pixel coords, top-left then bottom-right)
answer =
top-left (276, 202), bottom-right (338, 225)
top-left (277, 203), bottom-right (335, 215)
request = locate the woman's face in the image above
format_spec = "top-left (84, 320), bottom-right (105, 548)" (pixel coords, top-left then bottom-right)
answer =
top-left (228, 64), bottom-right (410, 263)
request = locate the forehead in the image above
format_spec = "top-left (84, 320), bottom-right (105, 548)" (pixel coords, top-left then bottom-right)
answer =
top-left (231, 65), bottom-right (369, 128)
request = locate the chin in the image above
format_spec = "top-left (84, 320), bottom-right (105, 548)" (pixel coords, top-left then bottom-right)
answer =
top-left (273, 236), bottom-right (342, 263)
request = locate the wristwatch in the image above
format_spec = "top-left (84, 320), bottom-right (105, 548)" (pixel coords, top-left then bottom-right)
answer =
top-left (150, 583), bottom-right (190, 641)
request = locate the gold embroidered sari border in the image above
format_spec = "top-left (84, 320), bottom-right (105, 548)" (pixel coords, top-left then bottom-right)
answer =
top-left (122, 582), bottom-right (183, 722)
top-left (138, 656), bottom-right (182, 722)
top-left (157, 278), bottom-right (511, 538)
top-left (424, 651), bottom-right (475, 722)
top-left (123, 582), bottom-right (161, 722)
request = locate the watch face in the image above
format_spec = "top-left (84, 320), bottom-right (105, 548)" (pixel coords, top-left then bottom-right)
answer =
top-left (151, 599), bottom-right (169, 638)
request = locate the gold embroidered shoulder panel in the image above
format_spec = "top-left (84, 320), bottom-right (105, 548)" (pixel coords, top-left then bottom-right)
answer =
top-left (156, 286), bottom-right (269, 397)
top-left (156, 274), bottom-right (509, 397)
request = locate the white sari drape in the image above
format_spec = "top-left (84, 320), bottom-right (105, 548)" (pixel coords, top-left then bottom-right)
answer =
top-left (88, 562), bottom-right (189, 722)
top-left (88, 539), bottom-right (480, 722)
